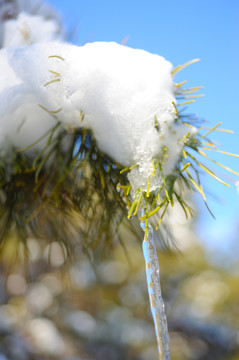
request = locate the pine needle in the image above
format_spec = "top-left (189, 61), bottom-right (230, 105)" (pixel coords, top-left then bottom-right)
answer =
top-left (201, 122), bottom-right (222, 138)
top-left (186, 151), bottom-right (230, 187)
top-left (197, 149), bottom-right (239, 176)
top-left (171, 58), bottom-right (200, 77)
top-left (44, 78), bottom-right (61, 87)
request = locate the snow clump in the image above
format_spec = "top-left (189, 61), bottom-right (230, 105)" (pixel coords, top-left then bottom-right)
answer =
top-left (0, 40), bottom-right (188, 192)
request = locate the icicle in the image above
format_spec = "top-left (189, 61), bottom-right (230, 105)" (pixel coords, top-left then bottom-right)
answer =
top-left (140, 209), bottom-right (171, 360)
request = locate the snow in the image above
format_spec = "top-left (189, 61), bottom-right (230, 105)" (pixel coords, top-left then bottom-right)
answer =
top-left (0, 0), bottom-right (61, 21)
top-left (0, 47), bottom-right (57, 154)
top-left (0, 38), bottom-right (188, 191)
top-left (2, 12), bottom-right (64, 47)
top-left (0, 0), bottom-right (63, 48)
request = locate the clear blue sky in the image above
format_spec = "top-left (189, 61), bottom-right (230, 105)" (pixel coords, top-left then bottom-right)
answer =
top-left (53, 0), bottom-right (239, 261)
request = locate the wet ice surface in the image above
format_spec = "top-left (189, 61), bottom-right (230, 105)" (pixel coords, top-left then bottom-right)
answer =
top-left (141, 214), bottom-right (171, 360)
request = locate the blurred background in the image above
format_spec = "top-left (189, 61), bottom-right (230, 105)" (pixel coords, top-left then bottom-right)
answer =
top-left (0, 211), bottom-right (239, 360)
top-left (0, 0), bottom-right (238, 359)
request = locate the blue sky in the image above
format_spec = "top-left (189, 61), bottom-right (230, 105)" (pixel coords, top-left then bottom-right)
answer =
top-left (53, 0), bottom-right (239, 259)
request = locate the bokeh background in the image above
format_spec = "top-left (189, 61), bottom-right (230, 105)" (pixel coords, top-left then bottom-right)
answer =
top-left (0, 1), bottom-right (238, 360)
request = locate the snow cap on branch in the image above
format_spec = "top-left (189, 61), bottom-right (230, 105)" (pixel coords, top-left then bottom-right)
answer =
top-left (0, 41), bottom-right (187, 191)
top-left (0, 0), bottom-right (238, 248)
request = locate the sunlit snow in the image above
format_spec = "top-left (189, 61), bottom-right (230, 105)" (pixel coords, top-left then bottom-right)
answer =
top-left (0, 10), bottom-right (187, 191)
